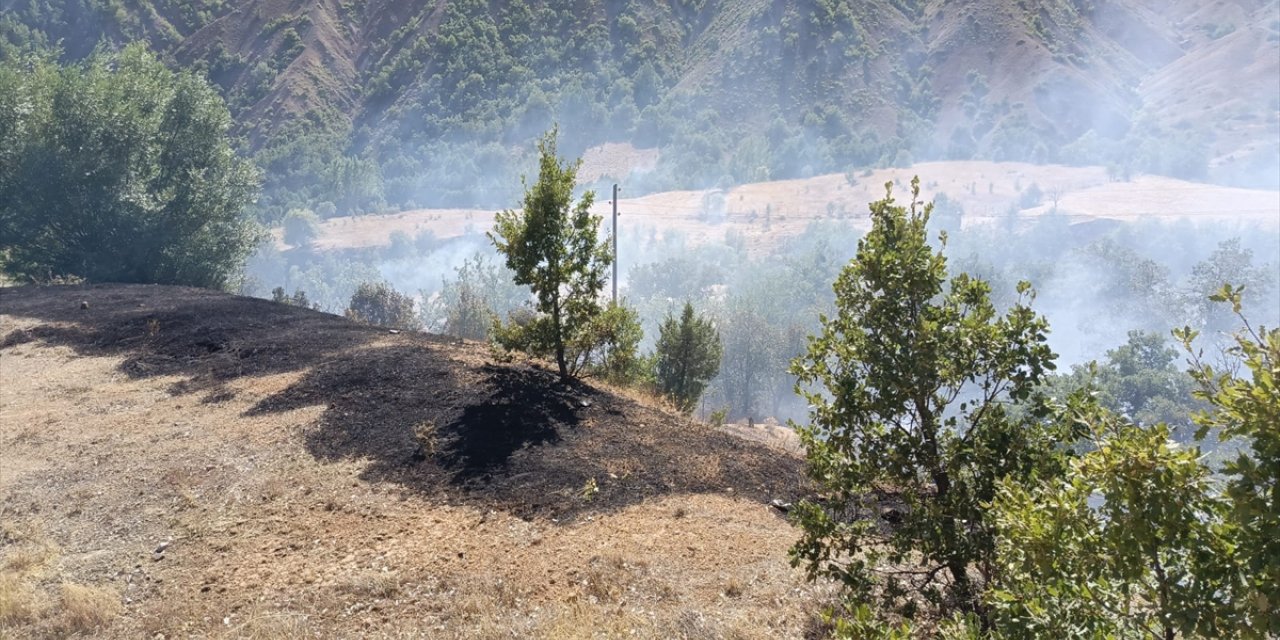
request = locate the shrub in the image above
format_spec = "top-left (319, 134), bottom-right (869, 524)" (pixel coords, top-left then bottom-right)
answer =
top-left (282, 208), bottom-right (320, 247)
top-left (345, 282), bottom-right (420, 330)
top-left (0, 45), bottom-right (260, 288)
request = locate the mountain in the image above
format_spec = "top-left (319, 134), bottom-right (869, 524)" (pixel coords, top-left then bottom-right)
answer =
top-left (2, 0), bottom-right (1277, 218)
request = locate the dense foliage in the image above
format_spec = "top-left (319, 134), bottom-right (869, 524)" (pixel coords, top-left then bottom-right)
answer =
top-left (7, 0), bottom-right (1262, 222)
top-left (344, 281), bottom-right (421, 330)
top-left (789, 178), bottom-right (1076, 621)
top-left (489, 128), bottom-right (612, 380)
top-left (0, 45), bottom-right (259, 288)
top-left (966, 291), bottom-right (1278, 639)
top-left (655, 302), bottom-right (722, 412)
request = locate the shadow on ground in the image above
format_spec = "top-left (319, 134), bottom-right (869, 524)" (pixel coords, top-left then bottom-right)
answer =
top-left (2, 284), bottom-right (807, 520)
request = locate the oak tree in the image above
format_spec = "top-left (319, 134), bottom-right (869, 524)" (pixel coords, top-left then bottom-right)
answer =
top-left (789, 178), bottom-right (1074, 623)
top-left (489, 128), bottom-right (611, 379)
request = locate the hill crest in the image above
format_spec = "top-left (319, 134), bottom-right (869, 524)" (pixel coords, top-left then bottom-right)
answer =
top-left (0, 283), bottom-right (819, 637)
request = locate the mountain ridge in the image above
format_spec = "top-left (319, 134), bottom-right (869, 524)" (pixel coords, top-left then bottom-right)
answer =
top-left (2, 0), bottom-right (1276, 216)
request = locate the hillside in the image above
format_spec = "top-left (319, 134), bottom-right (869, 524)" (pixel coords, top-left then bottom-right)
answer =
top-left (0, 284), bottom-right (823, 638)
top-left (294, 161), bottom-right (1280, 256)
top-left (2, 0), bottom-right (1276, 218)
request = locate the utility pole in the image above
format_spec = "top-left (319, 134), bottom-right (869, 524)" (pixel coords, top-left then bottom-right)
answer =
top-left (611, 183), bottom-right (619, 305)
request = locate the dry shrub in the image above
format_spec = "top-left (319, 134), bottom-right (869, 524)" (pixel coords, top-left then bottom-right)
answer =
top-left (227, 610), bottom-right (312, 639)
top-left (722, 576), bottom-right (745, 598)
top-left (57, 582), bottom-right (121, 633)
top-left (339, 570), bottom-right (400, 599)
top-left (583, 555), bottom-right (646, 605)
top-left (0, 573), bottom-right (42, 626)
top-left (2, 545), bottom-right (54, 575)
top-left (540, 602), bottom-right (646, 639)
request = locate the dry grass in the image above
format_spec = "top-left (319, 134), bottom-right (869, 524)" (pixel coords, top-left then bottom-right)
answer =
top-left (57, 582), bottom-right (122, 634)
top-left (0, 285), bottom-right (827, 638)
top-left (338, 570), bottom-right (401, 599)
top-left (225, 609), bottom-right (313, 640)
top-left (539, 602), bottom-right (649, 640)
top-left (1, 546), bottom-right (54, 576)
top-left (722, 576), bottom-right (745, 599)
top-left (0, 525), bottom-right (57, 629)
top-left (0, 574), bottom-right (42, 627)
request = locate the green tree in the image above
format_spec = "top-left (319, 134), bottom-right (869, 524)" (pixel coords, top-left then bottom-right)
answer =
top-left (719, 301), bottom-right (784, 421)
top-left (1180, 286), bottom-right (1279, 634)
top-left (488, 128), bottom-right (611, 380)
top-left (424, 253), bottom-right (527, 341)
top-left (1186, 239), bottom-right (1275, 335)
top-left (345, 281), bottom-right (420, 330)
top-left (0, 45), bottom-right (260, 288)
top-left (655, 301), bottom-right (722, 412)
top-left (789, 178), bottom-right (1073, 622)
top-left (282, 208), bottom-right (320, 247)
top-left (968, 289), bottom-right (1276, 639)
top-left (1046, 331), bottom-right (1199, 438)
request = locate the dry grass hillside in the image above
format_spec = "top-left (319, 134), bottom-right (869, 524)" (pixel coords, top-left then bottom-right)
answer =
top-left (0, 284), bottom-right (829, 639)
top-left (300, 161), bottom-right (1280, 256)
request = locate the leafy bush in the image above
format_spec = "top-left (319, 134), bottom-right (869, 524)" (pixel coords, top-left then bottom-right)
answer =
top-left (344, 281), bottom-right (420, 330)
top-left (579, 301), bottom-right (645, 384)
top-left (965, 288), bottom-right (1278, 638)
top-left (0, 45), bottom-right (260, 288)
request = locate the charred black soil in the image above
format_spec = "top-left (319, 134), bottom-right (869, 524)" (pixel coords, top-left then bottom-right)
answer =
top-left (0, 284), bottom-right (808, 521)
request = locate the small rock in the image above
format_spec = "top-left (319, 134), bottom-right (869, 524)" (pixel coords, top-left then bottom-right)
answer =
top-left (79, 301), bottom-right (89, 310)
top-left (769, 499), bottom-right (793, 513)
top-left (151, 552), bottom-right (164, 562)
top-left (388, 329), bottom-right (400, 334)
top-left (154, 540), bottom-right (171, 553)
top-left (579, 399), bottom-right (592, 408)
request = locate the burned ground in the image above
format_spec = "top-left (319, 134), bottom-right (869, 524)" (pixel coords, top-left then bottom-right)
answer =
top-left (0, 284), bottom-right (824, 638)
top-left (0, 284), bottom-right (806, 519)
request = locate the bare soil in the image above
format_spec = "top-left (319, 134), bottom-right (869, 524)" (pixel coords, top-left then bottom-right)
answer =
top-left (0, 284), bottom-right (828, 639)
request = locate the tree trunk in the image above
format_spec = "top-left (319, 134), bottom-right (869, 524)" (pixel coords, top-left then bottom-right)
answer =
top-left (919, 398), bottom-right (978, 614)
top-left (551, 292), bottom-right (568, 380)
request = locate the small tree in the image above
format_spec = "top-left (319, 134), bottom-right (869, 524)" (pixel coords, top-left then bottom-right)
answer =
top-left (345, 282), bottom-right (420, 330)
top-left (271, 286), bottom-right (313, 309)
top-left (789, 178), bottom-right (1072, 623)
top-left (578, 301), bottom-right (644, 384)
top-left (655, 301), bottom-right (722, 412)
top-left (489, 128), bottom-right (611, 380)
